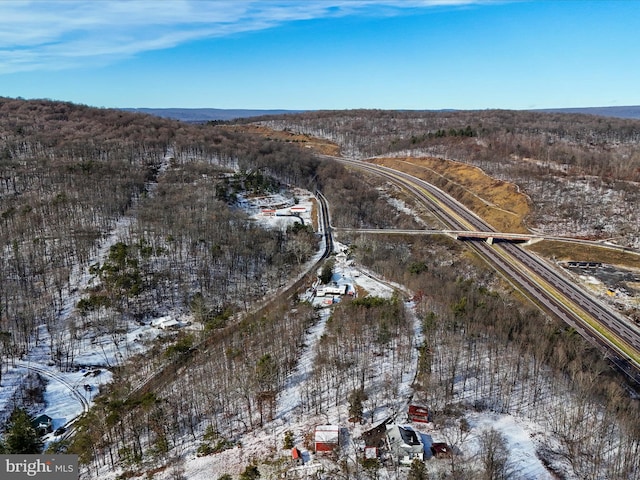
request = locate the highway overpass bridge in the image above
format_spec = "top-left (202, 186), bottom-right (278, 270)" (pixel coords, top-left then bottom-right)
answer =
top-left (446, 230), bottom-right (544, 245)
top-left (334, 228), bottom-right (544, 245)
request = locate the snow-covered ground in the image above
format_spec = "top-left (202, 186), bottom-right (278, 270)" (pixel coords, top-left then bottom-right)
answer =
top-left (152, 240), bottom-right (556, 480)
top-left (2, 186), bottom-right (570, 479)
top-left (0, 152), bottom-right (177, 437)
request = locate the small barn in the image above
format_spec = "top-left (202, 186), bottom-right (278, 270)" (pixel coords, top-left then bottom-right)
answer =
top-left (386, 424), bottom-right (424, 465)
top-left (315, 425), bottom-right (340, 453)
top-left (408, 405), bottom-right (430, 423)
top-left (431, 442), bottom-right (453, 459)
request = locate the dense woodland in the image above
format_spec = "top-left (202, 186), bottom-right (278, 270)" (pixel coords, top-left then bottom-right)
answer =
top-left (0, 98), bottom-right (405, 377)
top-left (1, 98), bottom-right (639, 479)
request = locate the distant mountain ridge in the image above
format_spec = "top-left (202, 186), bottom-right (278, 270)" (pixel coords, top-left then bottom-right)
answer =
top-left (124, 106), bottom-right (640, 122)
top-left (122, 107), bottom-right (303, 122)
top-left (534, 105), bottom-right (640, 119)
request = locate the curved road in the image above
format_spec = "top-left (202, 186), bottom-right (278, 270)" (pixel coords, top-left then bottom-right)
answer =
top-left (15, 361), bottom-right (91, 413)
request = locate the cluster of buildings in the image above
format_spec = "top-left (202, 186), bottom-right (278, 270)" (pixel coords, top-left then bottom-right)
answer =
top-left (289, 405), bottom-right (451, 471)
top-left (260, 205), bottom-right (308, 217)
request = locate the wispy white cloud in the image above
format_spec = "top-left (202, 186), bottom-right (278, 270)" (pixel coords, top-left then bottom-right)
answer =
top-left (0, 0), bottom-right (488, 74)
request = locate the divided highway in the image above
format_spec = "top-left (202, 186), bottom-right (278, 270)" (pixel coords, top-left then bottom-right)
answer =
top-left (332, 157), bottom-right (640, 386)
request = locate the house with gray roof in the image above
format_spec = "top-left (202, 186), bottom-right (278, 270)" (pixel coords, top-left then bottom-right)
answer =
top-left (385, 424), bottom-right (424, 465)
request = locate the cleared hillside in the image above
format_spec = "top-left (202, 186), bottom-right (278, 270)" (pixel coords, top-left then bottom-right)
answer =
top-left (372, 156), bottom-right (531, 233)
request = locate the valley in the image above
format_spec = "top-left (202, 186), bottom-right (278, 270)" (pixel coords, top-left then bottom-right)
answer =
top-left (1, 98), bottom-right (639, 479)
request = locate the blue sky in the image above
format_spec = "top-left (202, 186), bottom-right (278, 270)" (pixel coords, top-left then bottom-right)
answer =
top-left (0, 0), bottom-right (638, 110)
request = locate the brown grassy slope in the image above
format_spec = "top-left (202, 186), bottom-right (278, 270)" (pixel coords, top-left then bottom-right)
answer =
top-left (242, 124), bottom-right (639, 272)
top-left (371, 156), bottom-right (531, 233)
top-left (225, 124), bottom-right (341, 156)
top-left (234, 124), bottom-right (529, 233)
top-left (528, 240), bottom-right (640, 270)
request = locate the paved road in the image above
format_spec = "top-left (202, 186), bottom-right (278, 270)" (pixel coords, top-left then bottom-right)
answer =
top-left (333, 156), bottom-right (640, 386)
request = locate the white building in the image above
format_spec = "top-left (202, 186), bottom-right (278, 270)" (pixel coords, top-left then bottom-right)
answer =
top-left (386, 424), bottom-right (424, 465)
top-left (151, 316), bottom-right (180, 330)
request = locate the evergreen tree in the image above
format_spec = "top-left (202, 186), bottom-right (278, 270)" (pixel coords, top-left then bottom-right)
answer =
top-left (319, 259), bottom-right (335, 284)
top-left (255, 354), bottom-right (278, 393)
top-left (283, 430), bottom-right (295, 450)
top-left (407, 458), bottom-right (428, 480)
top-left (239, 465), bottom-right (260, 480)
top-left (4, 408), bottom-right (43, 454)
top-left (348, 388), bottom-right (367, 423)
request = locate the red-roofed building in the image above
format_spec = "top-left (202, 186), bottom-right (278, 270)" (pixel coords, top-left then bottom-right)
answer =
top-left (315, 425), bottom-right (340, 453)
top-left (408, 405), bottom-right (430, 423)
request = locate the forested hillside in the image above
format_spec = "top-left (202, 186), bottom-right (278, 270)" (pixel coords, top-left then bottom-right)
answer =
top-left (0, 98), bottom-right (413, 470)
top-left (0, 98), bottom-right (407, 365)
top-left (1, 98), bottom-right (639, 479)
top-left (256, 109), bottom-right (640, 249)
top-left (246, 109), bottom-right (640, 478)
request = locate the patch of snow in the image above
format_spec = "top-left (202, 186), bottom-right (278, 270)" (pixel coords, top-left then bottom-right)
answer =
top-left (466, 412), bottom-right (554, 480)
top-left (579, 275), bottom-right (602, 285)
